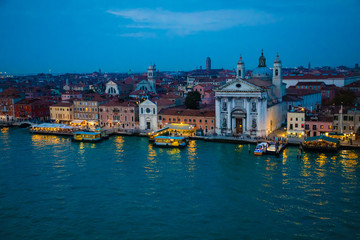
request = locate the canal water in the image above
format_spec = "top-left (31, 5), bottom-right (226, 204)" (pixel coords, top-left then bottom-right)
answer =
top-left (0, 127), bottom-right (360, 239)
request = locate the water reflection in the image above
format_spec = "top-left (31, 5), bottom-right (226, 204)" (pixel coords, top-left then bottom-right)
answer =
top-left (145, 144), bottom-right (160, 179)
top-left (0, 127), bottom-right (9, 134)
top-left (114, 136), bottom-right (125, 159)
top-left (31, 134), bottom-right (65, 147)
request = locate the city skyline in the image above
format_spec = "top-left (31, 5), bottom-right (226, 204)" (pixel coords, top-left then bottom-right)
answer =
top-left (1, 0), bottom-right (359, 74)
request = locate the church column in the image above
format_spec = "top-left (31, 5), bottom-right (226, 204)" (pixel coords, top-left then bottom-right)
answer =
top-left (215, 97), bottom-right (221, 134)
top-left (245, 97), bottom-right (251, 135)
top-left (227, 97), bottom-right (232, 133)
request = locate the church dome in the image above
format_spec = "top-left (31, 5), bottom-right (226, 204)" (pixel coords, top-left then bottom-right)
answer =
top-left (251, 67), bottom-right (272, 80)
top-left (251, 50), bottom-right (272, 80)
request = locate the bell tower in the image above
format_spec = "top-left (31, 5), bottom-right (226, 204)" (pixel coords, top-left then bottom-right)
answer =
top-left (236, 55), bottom-right (245, 79)
top-left (147, 64), bottom-right (156, 93)
top-left (272, 53), bottom-right (283, 101)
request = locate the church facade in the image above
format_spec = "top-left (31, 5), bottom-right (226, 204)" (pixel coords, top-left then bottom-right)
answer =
top-left (214, 51), bottom-right (286, 137)
top-left (134, 64), bottom-right (157, 93)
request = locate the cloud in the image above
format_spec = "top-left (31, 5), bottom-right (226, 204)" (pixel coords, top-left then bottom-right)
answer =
top-left (119, 32), bottom-right (156, 38)
top-left (108, 8), bottom-right (276, 36)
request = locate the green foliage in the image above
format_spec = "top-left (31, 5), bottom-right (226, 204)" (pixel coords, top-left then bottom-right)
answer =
top-left (333, 89), bottom-right (355, 106)
top-left (185, 91), bottom-right (201, 109)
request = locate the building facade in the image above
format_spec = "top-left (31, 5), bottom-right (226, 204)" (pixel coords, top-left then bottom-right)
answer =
top-left (158, 107), bottom-right (215, 135)
top-left (99, 101), bottom-right (139, 130)
top-left (139, 100), bottom-right (157, 131)
top-left (214, 52), bottom-right (285, 137)
top-left (50, 102), bottom-right (74, 123)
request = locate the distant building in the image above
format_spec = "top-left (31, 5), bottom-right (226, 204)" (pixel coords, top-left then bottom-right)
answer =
top-left (206, 57), bottom-right (211, 71)
top-left (0, 88), bottom-right (24, 121)
top-left (134, 65), bottom-right (157, 93)
top-left (283, 72), bottom-right (360, 87)
top-left (105, 80), bottom-right (120, 95)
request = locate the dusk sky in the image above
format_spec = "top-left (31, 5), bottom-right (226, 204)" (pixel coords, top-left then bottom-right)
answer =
top-left (1, 0), bottom-right (359, 74)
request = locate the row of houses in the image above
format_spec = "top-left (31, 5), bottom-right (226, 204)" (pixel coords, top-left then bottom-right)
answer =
top-left (287, 106), bottom-right (360, 140)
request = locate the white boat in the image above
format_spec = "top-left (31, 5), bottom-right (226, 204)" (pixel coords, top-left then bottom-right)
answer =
top-left (254, 142), bottom-right (268, 156)
top-left (267, 141), bottom-right (286, 155)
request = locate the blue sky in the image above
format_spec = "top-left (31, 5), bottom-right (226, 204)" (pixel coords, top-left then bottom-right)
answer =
top-left (0, 0), bottom-right (359, 74)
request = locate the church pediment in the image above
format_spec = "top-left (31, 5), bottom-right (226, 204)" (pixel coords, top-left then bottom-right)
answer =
top-left (215, 79), bottom-right (263, 92)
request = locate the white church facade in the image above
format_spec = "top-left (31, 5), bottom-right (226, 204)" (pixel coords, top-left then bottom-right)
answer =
top-left (214, 51), bottom-right (286, 137)
top-left (139, 100), bottom-right (158, 131)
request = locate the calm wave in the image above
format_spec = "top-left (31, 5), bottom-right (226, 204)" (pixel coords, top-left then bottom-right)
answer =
top-left (1, 128), bottom-right (360, 239)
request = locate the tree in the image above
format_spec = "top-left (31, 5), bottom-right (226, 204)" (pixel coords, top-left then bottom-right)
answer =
top-left (333, 89), bottom-right (355, 106)
top-left (185, 91), bottom-right (201, 109)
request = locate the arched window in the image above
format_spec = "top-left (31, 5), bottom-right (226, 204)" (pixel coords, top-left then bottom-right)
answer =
top-left (275, 69), bottom-right (279, 76)
top-left (238, 70), bottom-right (241, 77)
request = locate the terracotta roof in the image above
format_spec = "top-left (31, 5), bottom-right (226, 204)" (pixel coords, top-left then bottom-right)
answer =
top-left (286, 88), bottom-right (321, 96)
top-left (283, 73), bottom-right (347, 80)
top-left (344, 80), bottom-right (360, 88)
top-left (296, 81), bottom-right (325, 86)
top-left (51, 102), bottom-right (73, 107)
top-left (246, 78), bottom-right (273, 88)
top-left (155, 98), bottom-right (175, 106)
top-left (159, 107), bottom-right (215, 117)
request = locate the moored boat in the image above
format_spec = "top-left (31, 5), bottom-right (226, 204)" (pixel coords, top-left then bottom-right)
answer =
top-left (267, 141), bottom-right (286, 155)
top-left (302, 135), bottom-right (339, 152)
top-left (153, 136), bottom-right (187, 148)
top-left (73, 131), bottom-right (102, 142)
top-left (254, 142), bottom-right (268, 155)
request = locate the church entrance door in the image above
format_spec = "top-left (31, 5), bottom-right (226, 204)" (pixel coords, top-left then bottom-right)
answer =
top-left (235, 118), bottom-right (243, 134)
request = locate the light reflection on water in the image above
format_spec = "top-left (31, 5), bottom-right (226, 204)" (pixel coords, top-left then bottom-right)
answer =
top-left (1, 129), bottom-right (360, 239)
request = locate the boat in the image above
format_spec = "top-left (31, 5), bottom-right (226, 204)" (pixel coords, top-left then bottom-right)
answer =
top-left (254, 142), bottom-right (268, 155)
top-left (267, 141), bottom-right (286, 155)
top-left (302, 135), bottom-right (339, 152)
top-left (73, 131), bottom-right (102, 142)
top-left (153, 136), bottom-right (187, 148)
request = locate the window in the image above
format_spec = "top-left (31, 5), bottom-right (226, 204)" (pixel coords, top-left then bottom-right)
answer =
top-left (349, 126), bottom-right (354, 130)
top-left (184, 119), bottom-right (187, 122)
top-left (320, 125), bottom-right (324, 129)
top-left (189, 119), bottom-right (191, 122)
top-left (349, 116), bottom-right (354, 121)
top-left (205, 120), bottom-right (208, 123)
top-left (200, 119), bottom-right (202, 123)
top-left (290, 124), bottom-right (293, 130)
top-left (173, 118), bottom-right (175, 121)
top-left (141, 108), bottom-right (143, 114)
top-left (344, 126), bottom-right (346, 130)
top-left (312, 125), bottom-right (317, 130)
top-left (334, 126), bottom-right (338, 130)
top-left (301, 124), bottom-right (304, 128)
top-left (343, 116), bottom-right (348, 121)
top-left (290, 118), bottom-right (293, 121)
top-left (305, 124), bottom-right (309, 130)
top-left (334, 116), bottom-right (338, 120)
top-left (295, 123), bottom-right (298, 128)
top-left (296, 118), bottom-right (298, 121)
top-left (328, 125), bottom-right (332, 129)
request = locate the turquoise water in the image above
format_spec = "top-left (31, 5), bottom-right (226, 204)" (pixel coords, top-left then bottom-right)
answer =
top-left (0, 128), bottom-right (360, 239)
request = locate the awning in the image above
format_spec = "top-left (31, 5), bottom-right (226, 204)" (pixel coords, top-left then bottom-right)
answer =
top-left (71, 120), bottom-right (85, 124)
